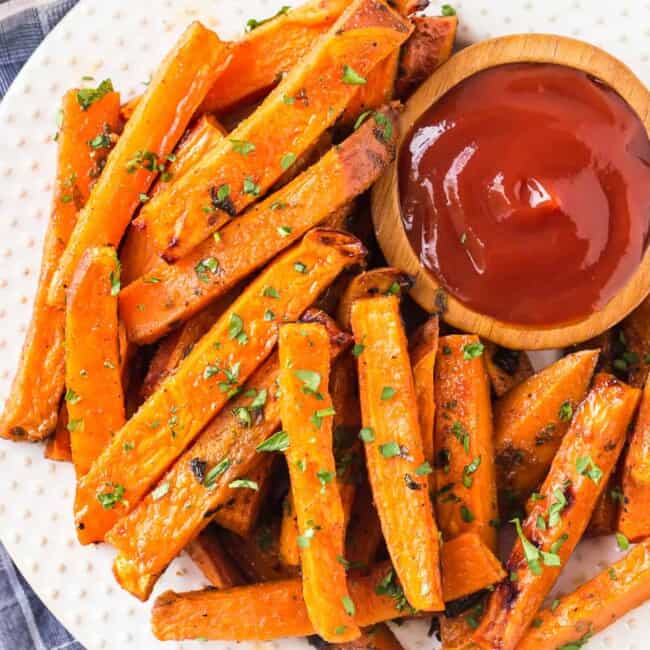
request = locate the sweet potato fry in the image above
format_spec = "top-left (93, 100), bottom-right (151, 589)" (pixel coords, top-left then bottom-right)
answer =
top-left (48, 22), bottom-right (229, 305)
top-left (120, 115), bottom-right (226, 285)
top-left (518, 538), bottom-right (650, 650)
top-left (200, 0), bottom-right (350, 114)
top-left (395, 16), bottom-right (458, 99)
top-left (352, 295), bottom-right (444, 612)
top-left (473, 374), bottom-right (641, 650)
top-left (140, 297), bottom-right (231, 401)
top-left (336, 268), bottom-right (412, 330)
top-left (482, 342), bottom-right (534, 397)
top-left (120, 106), bottom-right (398, 344)
top-left (44, 404), bottom-right (71, 462)
top-left (120, 0), bottom-right (350, 121)
top-left (341, 53), bottom-right (399, 125)
top-left (279, 323), bottom-right (361, 641)
top-left (0, 88), bottom-right (120, 441)
top-left (434, 335), bottom-right (498, 551)
top-left (620, 296), bottom-right (650, 388)
top-left (152, 536), bottom-right (505, 642)
top-left (279, 353), bottom-right (361, 566)
top-left (219, 522), bottom-right (300, 583)
top-left (186, 526), bottom-right (245, 589)
top-left (212, 457), bottom-right (273, 537)
top-left (137, 0), bottom-right (412, 261)
top-left (329, 623), bottom-right (405, 650)
top-left (105, 308), bottom-right (353, 599)
top-left (619, 376), bottom-right (650, 540)
top-left (77, 230), bottom-right (365, 546)
top-left (495, 350), bottom-right (599, 508)
top-left (410, 317), bottom-right (439, 471)
top-left (65, 247), bottom-right (125, 476)
top-left (440, 532), bottom-right (505, 606)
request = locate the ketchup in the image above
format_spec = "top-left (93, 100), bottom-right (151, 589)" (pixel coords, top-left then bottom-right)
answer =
top-left (399, 63), bottom-right (650, 326)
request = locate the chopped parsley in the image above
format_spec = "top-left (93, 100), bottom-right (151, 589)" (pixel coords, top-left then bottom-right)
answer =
top-left (359, 427), bottom-right (375, 443)
top-left (228, 479), bottom-right (259, 490)
top-left (194, 257), bottom-right (219, 283)
top-left (245, 5), bottom-right (290, 31)
top-left (462, 342), bottom-right (485, 360)
top-left (243, 176), bottom-right (260, 196)
top-left (277, 225), bottom-right (292, 237)
top-left (576, 456), bottom-right (603, 484)
top-left (203, 459), bottom-right (231, 489)
top-left (64, 388), bottom-right (81, 404)
top-left (230, 139), bottom-right (255, 156)
top-left (441, 4), bottom-right (456, 16)
top-left (96, 483), bottom-right (125, 509)
top-left (342, 64), bottom-right (367, 85)
top-left (256, 431), bottom-right (290, 452)
top-left (379, 441), bottom-right (400, 458)
top-left (380, 386), bottom-right (396, 400)
top-left (559, 401), bottom-right (574, 422)
top-left (76, 79), bottom-right (113, 110)
top-left (280, 152), bottom-right (297, 171)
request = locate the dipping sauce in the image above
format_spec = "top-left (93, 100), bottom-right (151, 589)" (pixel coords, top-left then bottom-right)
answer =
top-left (399, 63), bottom-right (650, 326)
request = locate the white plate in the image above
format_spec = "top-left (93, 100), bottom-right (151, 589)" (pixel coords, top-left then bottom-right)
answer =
top-left (0, 1), bottom-right (647, 649)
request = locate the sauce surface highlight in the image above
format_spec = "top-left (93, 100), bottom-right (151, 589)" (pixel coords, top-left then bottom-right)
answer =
top-left (399, 63), bottom-right (650, 326)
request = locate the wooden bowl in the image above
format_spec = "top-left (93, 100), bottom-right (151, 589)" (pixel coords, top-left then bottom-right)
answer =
top-left (372, 34), bottom-right (650, 350)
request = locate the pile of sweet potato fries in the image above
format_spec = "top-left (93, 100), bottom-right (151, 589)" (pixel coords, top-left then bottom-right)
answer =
top-left (3, 0), bottom-right (650, 648)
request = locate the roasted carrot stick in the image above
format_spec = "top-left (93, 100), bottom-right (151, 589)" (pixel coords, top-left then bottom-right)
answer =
top-left (44, 404), bottom-right (71, 462)
top-left (77, 230), bottom-right (365, 546)
top-left (495, 350), bottom-right (599, 508)
top-left (152, 536), bottom-right (505, 642)
top-left (434, 335), bottom-right (498, 551)
top-left (482, 342), bottom-right (533, 398)
top-left (200, 0), bottom-right (350, 114)
top-left (279, 323), bottom-right (361, 641)
top-left (336, 268), bottom-right (412, 330)
top-left (105, 308), bottom-right (353, 599)
top-left (65, 247), bottom-right (125, 476)
top-left (211, 457), bottom-right (273, 537)
top-left (518, 538), bottom-right (650, 650)
top-left (47, 22), bottom-right (229, 305)
top-left (395, 15), bottom-right (458, 99)
top-left (120, 115), bottom-right (226, 285)
top-left (186, 527), bottom-right (245, 589)
top-left (120, 0), bottom-right (350, 121)
top-left (352, 295), bottom-right (444, 612)
top-left (137, 0), bottom-right (412, 261)
top-left (440, 532), bottom-right (505, 603)
top-left (473, 373), bottom-right (641, 650)
top-left (219, 522), bottom-right (300, 583)
top-left (0, 88), bottom-right (120, 441)
top-left (120, 106), bottom-right (398, 344)
top-left (340, 53), bottom-right (399, 125)
top-left (619, 375), bottom-right (650, 540)
top-left (410, 317), bottom-right (439, 472)
top-left (279, 353), bottom-right (361, 565)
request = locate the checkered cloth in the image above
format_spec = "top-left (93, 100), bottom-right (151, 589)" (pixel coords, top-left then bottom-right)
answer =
top-left (0, 2), bottom-right (82, 647)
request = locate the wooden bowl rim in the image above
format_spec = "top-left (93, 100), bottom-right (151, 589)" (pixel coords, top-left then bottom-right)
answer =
top-left (371, 33), bottom-right (650, 350)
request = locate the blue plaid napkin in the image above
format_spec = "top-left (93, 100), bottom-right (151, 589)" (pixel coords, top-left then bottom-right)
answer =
top-left (0, 3), bottom-right (82, 648)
